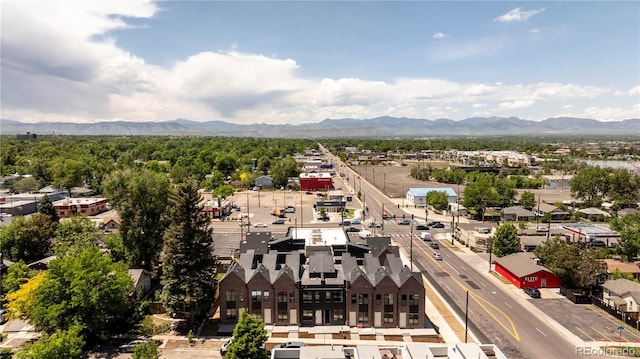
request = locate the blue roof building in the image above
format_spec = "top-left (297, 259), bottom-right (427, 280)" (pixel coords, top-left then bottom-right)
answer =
top-left (406, 187), bottom-right (458, 207)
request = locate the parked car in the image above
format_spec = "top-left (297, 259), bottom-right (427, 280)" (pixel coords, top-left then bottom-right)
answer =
top-left (383, 213), bottom-right (390, 219)
top-left (345, 227), bottom-right (360, 232)
top-left (253, 223), bottom-right (267, 228)
top-left (416, 224), bottom-right (428, 230)
top-left (220, 338), bottom-right (232, 356)
top-left (119, 339), bottom-right (153, 353)
top-left (305, 191), bottom-right (313, 195)
top-left (430, 242), bottom-right (440, 249)
top-left (433, 253), bottom-right (443, 260)
top-left (350, 220), bottom-right (361, 225)
top-left (536, 226), bottom-right (549, 232)
top-left (340, 220), bottom-right (351, 226)
top-left (586, 240), bottom-right (607, 248)
top-left (397, 219), bottom-right (411, 225)
top-left (272, 219), bottom-right (286, 224)
top-left (275, 341), bottom-right (306, 349)
top-left (524, 287), bottom-right (541, 298)
top-left (368, 221), bottom-right (381, 228)
top-left (0, 309), bottom-right (8, 324)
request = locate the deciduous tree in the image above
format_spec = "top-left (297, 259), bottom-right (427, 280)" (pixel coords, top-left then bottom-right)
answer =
top-left (0, 214), bottom-right (55, 262)
top-left (226, 311), bottom-right (269, 359)
top-left (519, 191), bottom-right (536, 210)
top-left (491, 223), bottom-right (520, 257)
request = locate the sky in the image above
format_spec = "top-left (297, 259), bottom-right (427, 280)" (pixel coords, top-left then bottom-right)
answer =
top-left (1, 1), bottom-right (639, 125)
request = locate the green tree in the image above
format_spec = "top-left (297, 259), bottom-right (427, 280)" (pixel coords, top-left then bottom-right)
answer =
top-left (491, 223), bottom-right (520, 257)
top-left (213, 184), bottom-right (235, 198)
top-left (607, 168), bottom-right (640, 209)
top-left (37, 195), bottom-right (59, 223)
top-left (15, 325), bottom-right (84, 359)
top-left (611, 213), bottom-right (640, 261)
top-left (271, 157), bottom-right (299, 188)
top-left (161, 182), bottom-right (217, 323)
top-left (226, 311), bottom-right (269, 359)
top-left (611, 268), bottom-right (638, 282)
top-left (533, 237), bottom-right (604, 287)
top-left (2, 261), bottom-right (35, 295)
top-left (519, 191), bottom-right (536, 210)
top-left (132, 340), bottom-right (160, 359)
top-left (53, 216), bottom-right (98, 255)
top-left (0, 214), bottom-right (55, 262)
top-left (13, 177), bottom-right (38, 193)
top-left (570, 166), bottom-right (609, 206)
top-left (13, 246), bottom-right (133, 340)
top-left (426, 190), bottom-right (448, 211)
top-left (573, 249), bottom-right (607, 288)
top-left (104, 169), bottom-right (170, 271)
top-left (52, 158), bottom-right (87, 197)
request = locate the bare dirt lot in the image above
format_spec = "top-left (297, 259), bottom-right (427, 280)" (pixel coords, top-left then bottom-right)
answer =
top-left (351, 164), bottom-right (574, 205)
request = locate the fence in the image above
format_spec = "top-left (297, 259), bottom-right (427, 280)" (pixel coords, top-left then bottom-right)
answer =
top-left (592, 297), bottom-right (640, 331)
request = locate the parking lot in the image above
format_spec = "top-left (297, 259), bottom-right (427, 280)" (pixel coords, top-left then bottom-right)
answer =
top-left (529, 297), bottom-right (640, 342)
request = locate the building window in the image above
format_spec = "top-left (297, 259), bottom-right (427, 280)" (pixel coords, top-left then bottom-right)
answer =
top-left (226, 290), bottom-right (236, 302)
top-left (302, 310), bottom-right (313, 321)
top-left (333, 309), bottom-right (344, 322)
top-left (290, 291), bottom-right (296, 303)
top-left (376, 294), bottom-right (382, 305)
top-left (332, 291), bottom-right (343, 303)
top-left (278, 308), bottom-right (288, 321)
top-left (408, 313), bottom-right (419, 325)
top-left (409, 294), bottom-right (420, 306)
top-left (303, 292), bottom-right (313, 303)
top-left (358, 294), bottom-right (369, 305)
top-left (401, 294), bottom-right (407, 306)
top-left (384, 294), bottom-right (394, 305)
top-left (351, 294), bottom-right (357, 304)
top-left (314, 291), bottom-right (321, 303)
top-left (251, 308), bottom-right (262, 319)
top-left (251, 291), bottom-right (261, 302)
top-left (358, 311), bottom-right (368, 323)
top-left (277, 291), bottom-right (287, 303)
top-left (384, 312), bottom-right (394, 324)
top-left (263, 291), bottom-right (269, 302)
top-left (226, 309), bottom-right (237, 320)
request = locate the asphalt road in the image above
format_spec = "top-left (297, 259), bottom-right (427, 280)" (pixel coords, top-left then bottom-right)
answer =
top-left (326, 151), bottom-right (579, 359)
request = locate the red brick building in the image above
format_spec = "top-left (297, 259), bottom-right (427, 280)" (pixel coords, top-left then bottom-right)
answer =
top-left (53, 198), bottom-right (109, 218)
top-left (299, 172), bottom-right (333, 191)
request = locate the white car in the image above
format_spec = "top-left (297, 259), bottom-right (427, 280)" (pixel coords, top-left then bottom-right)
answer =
top-left (536, 226), bottom-right (549, 232)
top-left (253, 223), bottom-right (267, 228)
top-left (433, 253), bottom-right (443, 260)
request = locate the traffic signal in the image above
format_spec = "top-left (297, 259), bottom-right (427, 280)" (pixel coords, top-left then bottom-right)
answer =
top-left (411, 214), bottom-right (414, 219)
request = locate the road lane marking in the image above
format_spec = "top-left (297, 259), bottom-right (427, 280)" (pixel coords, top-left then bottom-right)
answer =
top-left (576, 326), bottom-right (596, 341)
top-left (504, 302), bottom-right (512, 309)
top-left (586, 306), bottom-right (640, 340)
top-left (495, 336), bottom-right (503, 343)
top-left (591, 327), bottom-right (614, 341)
top-left (480, 282), bottom-right (488, 288)
top-left (417, 242), bottom-right (520, 341)
top-left (535, 327), bottom-right (546, 337)
top-left (444, 261), bottom-right (461, 275)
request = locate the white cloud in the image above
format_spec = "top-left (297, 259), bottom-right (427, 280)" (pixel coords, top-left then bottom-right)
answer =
top-left (432, 32), bottom-right (448, 39)
top-left (494, 8), bottom-right (546, 22)
top-left (561, 105), bottom-right (640, 122)
top-left (528, 28), bottom-right (541, 33)
top-left (1, 2), bottom-right (636, 124)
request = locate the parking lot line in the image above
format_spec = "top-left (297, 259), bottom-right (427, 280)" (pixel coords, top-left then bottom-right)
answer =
top-left (575, 326), bottom-right (596, 341)
top-left (586, 306), bottom-right (640, 340)
top-left (591, 326), bottom-right (614, 342)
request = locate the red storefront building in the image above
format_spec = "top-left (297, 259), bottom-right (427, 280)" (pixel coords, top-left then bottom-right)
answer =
top-left (495, 252), bottom-right (562, 289)
top-left (299, 173), bottom-right (333, 191)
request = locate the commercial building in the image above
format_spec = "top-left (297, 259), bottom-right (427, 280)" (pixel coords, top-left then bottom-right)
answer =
top-left (404, 188), bottom-right (458, 208)
top-left (494, 252), bottom-right (562, 289)
top-left (299, 173), bottom-right (333, 192)
top-left (53, 197), bottom-right (109, 218)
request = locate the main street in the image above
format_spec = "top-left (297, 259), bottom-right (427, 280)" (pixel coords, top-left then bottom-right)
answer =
top-left (325, 149), bottom-right (579, 359)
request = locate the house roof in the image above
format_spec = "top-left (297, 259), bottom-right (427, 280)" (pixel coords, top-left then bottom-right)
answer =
top-left (603, 259), bottom-right (640, 275)
top-left (495, 252), bottom-right (553, 278)
top-left (536, 203), bottom-right (563, 213)
top-left (578, 207), bottom-right (611, 217)
top-left (502, 206), bottom-right (536, 217)
top-left (603, 279), bottom-right (640, 301)
top-left (128, 268), bottom-right (150, 286)
top-left (102, 216), bottom-right (121, 225)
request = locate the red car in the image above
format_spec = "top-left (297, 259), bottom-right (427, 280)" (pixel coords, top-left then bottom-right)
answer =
top-left (383, 213), bottom-right (389, 219)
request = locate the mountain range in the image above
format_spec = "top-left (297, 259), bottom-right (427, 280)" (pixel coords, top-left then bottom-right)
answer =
top-left (1, 117), bottom-right (639, 138)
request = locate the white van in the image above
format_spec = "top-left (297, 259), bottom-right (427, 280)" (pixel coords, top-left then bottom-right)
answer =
top-left (359, 230), bottom-right (373, 239)
top-left (420, 232), bottom-right (432, 241)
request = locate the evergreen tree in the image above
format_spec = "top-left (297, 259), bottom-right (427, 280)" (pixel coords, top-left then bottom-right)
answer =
top-left (491, 223), bottom-right (520, 257)
top-left (37, 195), bottom-right (59, 223)
top-left (161, 182), bottom-right (217, 323)
top-left (226, 311), bottom-right (269, 359)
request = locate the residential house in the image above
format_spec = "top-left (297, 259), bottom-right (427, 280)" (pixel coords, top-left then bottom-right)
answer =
top-left (618, 208), bottom-right (639, 217)
top-left (101, 216), bottom-right (121, 233)
top-left (27, 255), bottom-right (56, 271)
top-left (254, 176), bottom-right (274, 189)
top-left (578, 207), bottom-right (611, 221)
top-left (129, 268), bottom-right (153, 295)
top-left (603, 259), bottom-right (640, 280)
top-left (602, 279), bottom-right (640, 314)
top-left (533, 203), bottom-right (570, 221)
top-left (502, 206), bottom-right (536, 222)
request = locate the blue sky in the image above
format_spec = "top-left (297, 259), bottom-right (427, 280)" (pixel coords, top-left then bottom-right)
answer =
top-left (1, 1), bottom-right (638, 124)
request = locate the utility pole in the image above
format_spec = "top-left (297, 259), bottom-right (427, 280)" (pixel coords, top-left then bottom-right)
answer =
top-left (246, 192), bottom-right (250, 233)
top-left (464, 290), bottom-right (469, 343)
top-left (381, 203), bottom-right (385, 235)
top-left (300, 193), bottom-right (303, 228)
top-left (410, 222), bottom-right (413, 271)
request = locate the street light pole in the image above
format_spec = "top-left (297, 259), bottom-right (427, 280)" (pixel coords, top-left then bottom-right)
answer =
top-left (410, 223), bottom-right (413, 271)
top-left (464, 290), bottom-right (469, 343)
